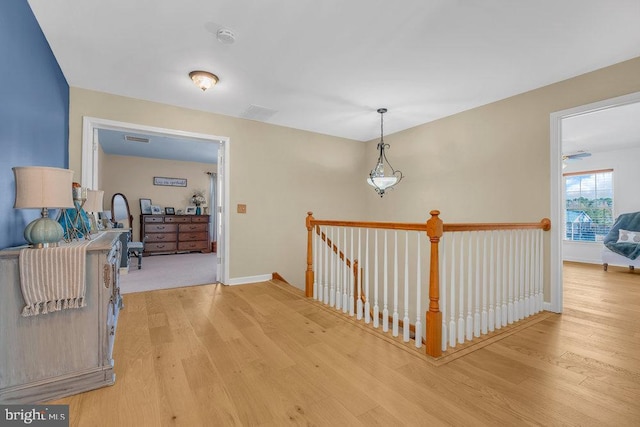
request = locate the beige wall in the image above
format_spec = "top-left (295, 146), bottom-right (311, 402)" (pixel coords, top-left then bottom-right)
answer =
top-left (362, 56), bottom-right (640, 299)
top-left (101, 154), bottom-right (214, 240)
top-left (68, 57), bottom-right (640, 291)
top-left (68, 89), bottom-right (366, 287)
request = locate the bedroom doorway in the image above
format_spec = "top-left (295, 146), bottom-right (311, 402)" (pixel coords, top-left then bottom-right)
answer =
top-left (550, 90), bottom-right (640, 313)
top-left (80, 116), bottom-right (230, 285)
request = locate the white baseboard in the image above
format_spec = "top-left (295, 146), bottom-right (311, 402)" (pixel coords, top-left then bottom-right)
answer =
top-left (226, 274), bottom-right (272, 286)
top-left (562, 256), bottom-right (602, 265)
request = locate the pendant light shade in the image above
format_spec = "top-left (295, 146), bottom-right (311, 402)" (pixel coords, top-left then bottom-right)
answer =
top-left (367, 108), bottom-right (403, 197)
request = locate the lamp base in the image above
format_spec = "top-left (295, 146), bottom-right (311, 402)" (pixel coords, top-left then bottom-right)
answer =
top-left (24, 217), bottom-right (64, 249)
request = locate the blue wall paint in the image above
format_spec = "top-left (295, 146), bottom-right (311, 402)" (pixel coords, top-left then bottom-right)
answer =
top-left (0, 0), bottom-right (69, 248)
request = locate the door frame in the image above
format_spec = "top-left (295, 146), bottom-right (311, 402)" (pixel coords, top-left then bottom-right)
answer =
top-left (549, 90), bottom-right (640, 313)
top-left (81, 116), bottom-right (231, 285)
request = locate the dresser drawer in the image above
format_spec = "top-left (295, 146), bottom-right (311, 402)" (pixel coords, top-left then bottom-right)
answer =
top-left (144, 215), bottom-right (164, 223)
top-left (179, 231), bottom-right (208, 242)
top-left (146, 233), bottom-right (176, 243)
top-left (145, 224), bottom-right (177, 233)
top-left (178, 241), bottom-right (208, 251)
top-left (164, 216), bottom-right (190, 223)
top-left (179, 223), bottom-right (207, 233)
top-left (146, 242), bottom-right (178, 252)
top-left (191, 215), bottom-right (209, 223)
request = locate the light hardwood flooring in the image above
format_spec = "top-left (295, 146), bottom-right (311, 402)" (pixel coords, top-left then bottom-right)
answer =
top-left (51, 262), bottom-right (640, 426)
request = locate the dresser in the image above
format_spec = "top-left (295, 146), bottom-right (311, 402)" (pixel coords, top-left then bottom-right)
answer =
top-left (141, 214), bottom-right (210, 255)
top-left (0, 232), bottom-right (123, 404)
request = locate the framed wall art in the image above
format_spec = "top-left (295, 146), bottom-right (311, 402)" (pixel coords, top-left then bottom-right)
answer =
top-left (139, 198), bottom-right (152, 214)
top-left (153, 176), bottom-right (187, 187)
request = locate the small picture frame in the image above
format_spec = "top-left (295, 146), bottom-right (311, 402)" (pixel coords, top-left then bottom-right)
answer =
top-left (185, 206), bottom-right (196, 215)
top-left (165, 207), bottom-right (175, 215)
top-left (176, 209), bottom-right (184, 215)
top-left (151, 205), bottom-right (162, 215)
top-left (140, 198), bottom-right (152, 214)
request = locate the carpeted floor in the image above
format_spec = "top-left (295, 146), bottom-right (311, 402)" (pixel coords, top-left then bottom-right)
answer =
top-left (119, 252), bottom-right (217, 294)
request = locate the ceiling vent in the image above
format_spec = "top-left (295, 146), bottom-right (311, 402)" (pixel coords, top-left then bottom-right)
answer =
top-left (241, 104), bottom-right (278, 121)
top-left (124, 135), bottom-right (150, 143)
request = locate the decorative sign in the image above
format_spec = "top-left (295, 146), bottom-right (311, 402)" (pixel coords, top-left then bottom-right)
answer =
top-left (153, 176), bottom-right (187, 187)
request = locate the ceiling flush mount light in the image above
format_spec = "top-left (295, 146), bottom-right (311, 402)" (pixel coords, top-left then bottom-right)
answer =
top-left (189, 70), bottom-right (219, 92)
top-left (367, 108), bottom-right (403, 197)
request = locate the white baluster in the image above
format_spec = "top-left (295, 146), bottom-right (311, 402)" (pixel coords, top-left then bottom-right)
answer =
top-left (440, 233), bottom-right (446, 352)
top-left (481, 231), bottom-right (488, 335)
top-left (365, 229), bottom-right (371, 324)
top-left (507, 231), bottom-right (514, 324)
top-left (402, 232), bottom-right (410, 342)
top-left (348, 228), bottom-right (354, 316)
top-left (415, 232), bottom-right (423, 349)
top-left (488, 231), bottom-right (495, 332)
top-left (518, 230), bottom-right (525, 320)
top-left (313, 226), bottom-right (318, 300)
top-left (373, 230), bottom-right (379, 328)
top-left (513, 231), bottom-right (520, 322)
top-left (383, 231), bottom-right (389, 333)
top-left (458, 232), bottom-right (466, 344)
top-left (317, 227), bottom-right (322, 301)
top-left (392, 231), bottom-right (399, 337)
top-left (357, 228), bottom-right (363, 320)
top-left (466, 232), bottom-right (473, 341)
top-left (449, 232), bottom-right (457, 348)
top-left (501, 231), bottom-right (508, 328)
top-left (324, 227), bottom-right (329, 304)
top-left (537, 229), bottom-right (543, 312)
top-left (329, 227), bottom-right (335, 307)
top-left (335, 227), bottom-right (342, 311)
top-left (342, 228), bottom-right (348, 313)
top-left (523, 230), bottom-right (532, 317)
top-left (474, 231), bottom-right (481, 338)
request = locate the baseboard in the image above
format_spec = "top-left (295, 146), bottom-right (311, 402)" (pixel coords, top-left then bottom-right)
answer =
top-left (226, 274), bottom-right (272, 286)
top-left (562, 256), bottom-right (602, 265)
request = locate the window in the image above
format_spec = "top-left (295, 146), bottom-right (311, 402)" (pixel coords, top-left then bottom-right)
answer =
top-left (564, 169), bottom-right (613, 242)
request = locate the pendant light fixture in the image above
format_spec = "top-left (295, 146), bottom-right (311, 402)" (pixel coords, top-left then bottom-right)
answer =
top-left (367, 108), bottom-right (403, 197)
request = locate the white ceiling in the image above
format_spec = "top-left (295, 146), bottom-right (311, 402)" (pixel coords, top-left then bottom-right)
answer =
top-left (28, 0), bottom-right (640, 147)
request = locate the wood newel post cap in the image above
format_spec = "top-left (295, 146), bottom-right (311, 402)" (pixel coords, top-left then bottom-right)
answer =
top-left (426, 210), bottom-right (443, 239)
top-left (306, 212), bottom-right (314, 229)
top-left (541, 218), bottom-right (551, 231)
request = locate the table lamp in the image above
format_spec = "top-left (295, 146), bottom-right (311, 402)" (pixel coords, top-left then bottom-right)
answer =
top-left (13, 166), bottom-right (75, 248)
top-left (84, 189), bottom-right (105, 233)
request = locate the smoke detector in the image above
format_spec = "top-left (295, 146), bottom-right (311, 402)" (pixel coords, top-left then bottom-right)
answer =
top-left (216, 28), bottom-right (236, 44)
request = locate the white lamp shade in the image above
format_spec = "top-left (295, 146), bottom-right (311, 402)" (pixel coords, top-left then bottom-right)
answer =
top-left (13, 166), bottom-right (75, 209)
top-left (367, 176), bottom-right (399, 191)
top-left (84, 189), bottom-right (104, 213)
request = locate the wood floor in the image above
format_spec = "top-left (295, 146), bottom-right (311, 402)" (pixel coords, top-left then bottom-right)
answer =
top-left (50, 262), bottom-right (640, 426)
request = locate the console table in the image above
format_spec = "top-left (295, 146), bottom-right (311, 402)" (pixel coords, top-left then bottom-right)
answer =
top-left (140, 214), bottom-right (210, 255)
top-left (0, 232), bottom-right (123, 403)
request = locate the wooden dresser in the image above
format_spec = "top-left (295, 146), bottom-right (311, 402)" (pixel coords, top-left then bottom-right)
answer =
top-left (0, 232), bottom-right (123, 403)
top-left (141, 214), bottom-right (210, 255)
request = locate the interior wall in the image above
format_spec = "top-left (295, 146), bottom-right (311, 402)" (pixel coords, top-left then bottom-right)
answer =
top-left (562, 146), bottom-right (640, 264)
top-left (68, 88), bottom-right (366, 287)
top-left (0, 0), bottom-right (69, 249)
top-left (362, 56), bottom-right (640, 301)
top-left (102, 153), bottom-right (214, 240)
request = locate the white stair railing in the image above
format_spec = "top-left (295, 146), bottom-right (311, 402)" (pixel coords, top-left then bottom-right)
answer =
top-left (305, 211), bottom-right (551, 357)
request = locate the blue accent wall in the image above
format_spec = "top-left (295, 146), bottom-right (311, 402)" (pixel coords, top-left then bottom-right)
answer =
top-left (0, 0), bottom-right (69, 248)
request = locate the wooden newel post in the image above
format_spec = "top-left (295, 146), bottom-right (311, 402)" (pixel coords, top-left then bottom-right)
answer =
top-left (425, 210), bottom-right (443, 357)
top-left (305, 212), bottom-right (315, 298)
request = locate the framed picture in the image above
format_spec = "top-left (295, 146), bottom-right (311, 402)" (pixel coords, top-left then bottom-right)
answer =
top-left (165, 207), bottom-right (175, 215)
top-left (176, 209), bottom-right (184, 215)
top-left (139, 198), bottom-right (152, 214)
top-left (153, 176), bottom-right (187, 187)
top-left (185, 206), bottom-right (196, 215)
top-left (151, 205), bottom-right (162, 215)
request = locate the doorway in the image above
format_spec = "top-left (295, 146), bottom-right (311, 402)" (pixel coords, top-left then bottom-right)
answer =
top-left (549, 90), bottom-right (640, 313)
top-left (81, 116), bottom-right (230, 285)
